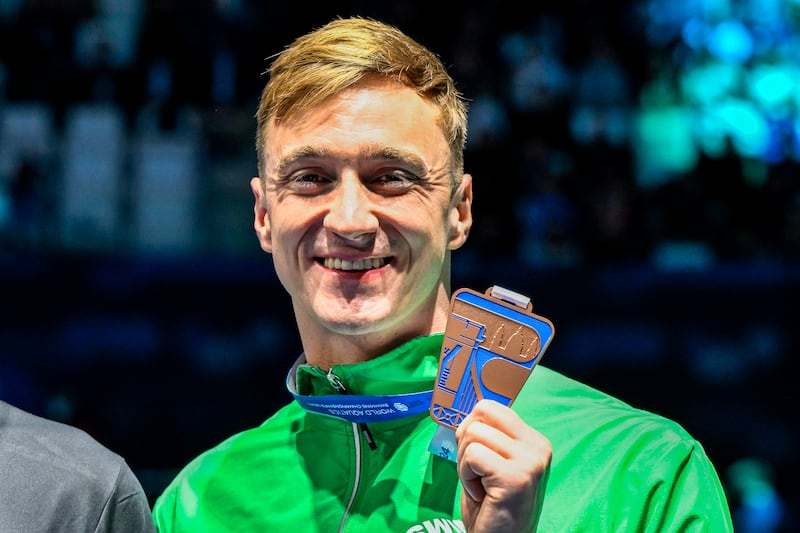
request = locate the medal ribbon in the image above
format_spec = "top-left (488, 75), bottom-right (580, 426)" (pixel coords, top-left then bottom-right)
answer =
top-left (286, 356), bottom-right (433, 424)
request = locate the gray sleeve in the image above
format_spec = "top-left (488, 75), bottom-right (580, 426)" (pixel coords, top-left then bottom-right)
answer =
top-left (0, 401), bottom-right (158, 532)
top-left (94, 463), bottom-right (157, 533)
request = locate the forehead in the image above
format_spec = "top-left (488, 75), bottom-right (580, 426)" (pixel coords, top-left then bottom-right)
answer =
top-left (264, 77), bottom-right (448, 170)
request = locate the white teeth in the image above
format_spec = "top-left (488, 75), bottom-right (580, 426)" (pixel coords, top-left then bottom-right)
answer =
top-left (323, 257), bottom-right (387, 271)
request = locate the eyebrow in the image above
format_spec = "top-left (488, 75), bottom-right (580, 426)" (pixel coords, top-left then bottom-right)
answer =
top-left (275, 144), bottom-right (428, 177)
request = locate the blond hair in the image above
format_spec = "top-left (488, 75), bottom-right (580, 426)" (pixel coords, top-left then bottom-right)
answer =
top-left (255, 17), bottom-right (468, 186)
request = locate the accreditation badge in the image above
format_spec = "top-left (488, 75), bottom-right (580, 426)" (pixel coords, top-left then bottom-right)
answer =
top-left (428, 285), bottom-right (555, 461)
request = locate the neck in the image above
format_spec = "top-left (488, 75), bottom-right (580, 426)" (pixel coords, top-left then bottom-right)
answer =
top-left (301, 331), bottom-right (421, 370)
top-left (297, 296), bottom-right (452, 370)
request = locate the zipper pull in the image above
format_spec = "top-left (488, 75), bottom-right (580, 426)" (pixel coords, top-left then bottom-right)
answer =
top-left (327, 368), bottom-right (347, 393)
top-left (326, 368), bottom-right (377, 451)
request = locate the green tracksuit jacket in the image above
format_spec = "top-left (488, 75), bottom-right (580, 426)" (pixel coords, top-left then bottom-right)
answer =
top-left (153, 334), bottom-right (733, 532)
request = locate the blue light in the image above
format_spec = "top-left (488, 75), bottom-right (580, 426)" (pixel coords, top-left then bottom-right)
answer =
top-left (682, 17), bottom-right (708, 49)
top-left (748, 63), bottom-right (799, 120)
top-left (707, 20), bottom-right (754, 63)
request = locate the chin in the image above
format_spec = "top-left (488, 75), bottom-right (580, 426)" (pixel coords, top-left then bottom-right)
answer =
top-left (324, 316), bottom-right (388, 336)
top-left (317, 306), bottom-right (399, 336)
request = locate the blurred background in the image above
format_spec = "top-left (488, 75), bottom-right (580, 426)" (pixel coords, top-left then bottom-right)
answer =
top-left (0, 0), bottom-right (797, 530)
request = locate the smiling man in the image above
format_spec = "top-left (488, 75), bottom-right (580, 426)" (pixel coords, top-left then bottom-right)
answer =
top-left (153, 16), bottom-right (733, 532)
top-left (255, 73), bottom-right (471, 368)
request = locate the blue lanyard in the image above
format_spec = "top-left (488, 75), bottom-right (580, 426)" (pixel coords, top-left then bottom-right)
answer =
top-left (286, 356), bottom-right (433, 424)
top-left (290, 390), bottom-right (433, 424)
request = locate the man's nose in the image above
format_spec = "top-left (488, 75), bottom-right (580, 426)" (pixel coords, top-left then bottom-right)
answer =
top-left (323, 174), bottom-right (379, 241)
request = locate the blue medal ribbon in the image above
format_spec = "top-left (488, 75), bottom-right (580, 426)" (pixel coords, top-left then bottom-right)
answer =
top-left (290, 390), bottom-right (433, 424)
top-left (286, 355), bottom-right (433, 424)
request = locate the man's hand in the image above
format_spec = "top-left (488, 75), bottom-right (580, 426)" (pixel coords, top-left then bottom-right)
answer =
top-left (455, 399), bottom-right (551, 532)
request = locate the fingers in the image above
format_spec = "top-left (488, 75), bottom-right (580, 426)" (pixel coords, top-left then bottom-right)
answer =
top-left (458, 440), bottom-right (495, 502)
top-left (456, 398), bottom-right (532, 442)
top-left (456, 399), bottom-right (550, 462)
top-left (455, 400), bottom-right (551, 497)
top-left (454, 400), bottom-right (551, 533)
top-left (457, 408), bottom-right (514, 461)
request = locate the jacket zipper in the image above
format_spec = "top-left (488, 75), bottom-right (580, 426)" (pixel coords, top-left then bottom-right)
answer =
top-left (326, 369), bottom-right (377, 449)
top-left (326, 369), bottom-right (376, 533)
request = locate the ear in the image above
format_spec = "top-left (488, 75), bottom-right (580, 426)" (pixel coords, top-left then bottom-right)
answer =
top-left (447, 174), bottom-right (473, 250)
top-left (251, 177), bottom-right (273, 253)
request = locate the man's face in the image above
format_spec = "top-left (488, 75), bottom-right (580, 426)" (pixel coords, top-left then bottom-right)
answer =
top-left (251, 76), bottom-right (472, 352)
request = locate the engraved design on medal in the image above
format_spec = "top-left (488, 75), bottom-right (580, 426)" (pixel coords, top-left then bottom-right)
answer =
top-left (430, 287), bottom-right (554, 430)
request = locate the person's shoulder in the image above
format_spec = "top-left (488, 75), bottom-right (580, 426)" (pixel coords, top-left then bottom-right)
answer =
top-left (524, 364), bottom-right (649, 409)
top-left (522, 372), bottom-right (732, 530)
top-left (519, 366), bottom-right (695, 441)
top-left (162, 400), bottom-right (303, 483)
top-left (0, 400), bottom-right (126, 474)
top-left (0, 400), bottom-right (155, 533)
top-left (524, 364), bottom-right (633, 403)
top-left (154, 400), bottom-right (304, 521)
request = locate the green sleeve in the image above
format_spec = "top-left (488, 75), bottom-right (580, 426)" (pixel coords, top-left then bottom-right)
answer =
top-left (643, 440), bottom-right (734, 532)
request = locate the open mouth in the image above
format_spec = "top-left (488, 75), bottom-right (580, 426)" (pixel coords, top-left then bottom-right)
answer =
top-left (319, 257), bottom-right (390, 271)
